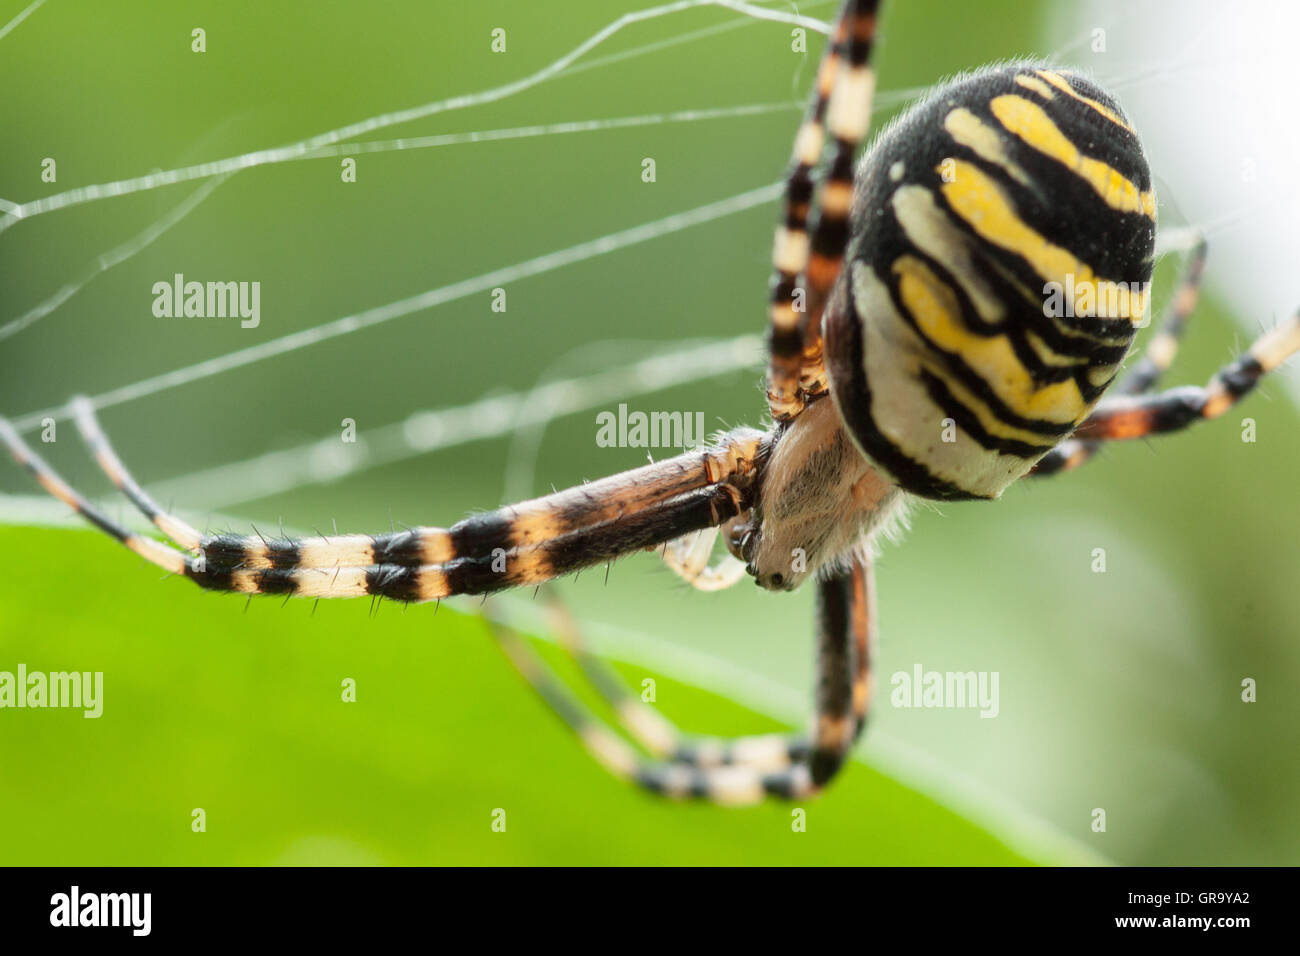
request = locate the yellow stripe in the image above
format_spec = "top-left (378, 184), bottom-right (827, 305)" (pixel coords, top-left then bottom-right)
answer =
top-left (889, 184), bottom-right (1130, 362)
top-left (890, 184), bottom-right (1006, 322)
top-left (938, 159), bottom-right (1148, 323)
top-left (943, 108), bottom-right (1030, 186)
top-left (1014, 73), bottom-right (1056, 100)
top-left (925, 357), bottom-right (1064, 449)
top-left (979, 253), bottom-right (1133, 347)
top-left (618, 700), bottom-right (677, 757)
top-left (1034, 70), bottom-right (1135, 134)
top-left (893, 255), bottom-right (1088, 426)
top-left (989, 95), bottom-right (1155, 218)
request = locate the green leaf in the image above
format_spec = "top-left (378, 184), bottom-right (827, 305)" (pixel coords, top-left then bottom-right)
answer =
top-left (0, 525), bottom-right (1059, 865)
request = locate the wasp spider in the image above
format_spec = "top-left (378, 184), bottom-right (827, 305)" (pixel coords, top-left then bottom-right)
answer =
top-left (4, 0), bottom-right (1299, 805)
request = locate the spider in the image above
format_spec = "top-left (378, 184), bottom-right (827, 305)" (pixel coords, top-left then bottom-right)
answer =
top-left (4, 0), bottom-right (1299, 806)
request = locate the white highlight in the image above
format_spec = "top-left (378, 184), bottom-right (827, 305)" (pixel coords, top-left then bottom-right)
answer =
top-left (0, 0), bottom-right (46, 44)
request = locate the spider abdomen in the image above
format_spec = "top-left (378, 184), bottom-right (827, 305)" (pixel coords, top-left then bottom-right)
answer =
top-left (825, 64), bottom-right (1156, 500)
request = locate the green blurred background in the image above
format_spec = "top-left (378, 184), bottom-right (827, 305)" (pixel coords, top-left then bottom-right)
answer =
top-left (1, 0), bottom-right (1296, 865)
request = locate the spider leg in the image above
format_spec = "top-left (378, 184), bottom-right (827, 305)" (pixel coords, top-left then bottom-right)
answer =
top-left (5, 407), bottom-right (769, 602)
top-left (73, 400), bottom-right (766, 575)
top-left (539, 590), bottom-right (796, 767)
top-left (489, 558), bottom-right (875, 802)
top-left (796, 0), bottom-right (881, 404)
top-left (1107, 237), bottom-right (1208, 399)
top-left (1032, 236), bottom-right (1207, 476)
top-left (1069, 307), bottom-right (1300, 443)
top-left (766, 9), bottom-right (847, 421)
top-left (767, 0), bottom-right (881, 422)
top-left (0, 417), bottom-right (194, 578)
top-left (658, 526), bottom-right (749, 591)
top-left (71, 396), bottom-right (204, 549)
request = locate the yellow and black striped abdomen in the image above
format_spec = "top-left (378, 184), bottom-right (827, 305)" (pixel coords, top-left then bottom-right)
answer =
top-left (825, 64), bottom-right (1156, 500)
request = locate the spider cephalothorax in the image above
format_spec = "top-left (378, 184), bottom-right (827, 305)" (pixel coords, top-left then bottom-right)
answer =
top-left (4, 0), bottom-right (1298, 805)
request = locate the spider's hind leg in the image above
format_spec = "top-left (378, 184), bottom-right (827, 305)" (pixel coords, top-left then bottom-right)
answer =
top-left (537, 590), bottom-right (795, 768)
top-left (1071, 308), bottom-right (1300, 443)
top-left (488, 558), bottom-right (875, 803)
top-left (1032, 235), bottom-right (1208, 477)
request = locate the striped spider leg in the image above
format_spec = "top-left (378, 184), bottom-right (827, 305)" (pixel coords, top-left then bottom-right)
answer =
top-left (1032, 235), bottom-right (1207, 476)
top-left (1031, 239), bottom-right (1300, 470)
top-left (0, 402), bottom-right (770, 604)
top-left (1067, 312), bottom-right (1300, 443)
top-left (767, 0), bottom-right (881, 422)
top-left (489, 556), bottom-right (874, 804)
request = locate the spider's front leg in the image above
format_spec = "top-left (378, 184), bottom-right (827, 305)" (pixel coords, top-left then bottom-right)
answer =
top-left (767, 0), bottom-right (882, 422)
top-left (0, 400), bottom-right (775, 603)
